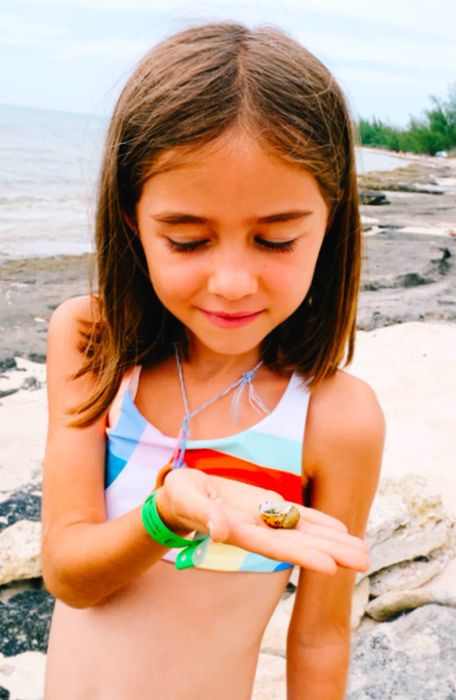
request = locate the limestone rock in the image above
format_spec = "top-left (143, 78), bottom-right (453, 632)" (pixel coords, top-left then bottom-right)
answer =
top-left (369, 533), bottom-right (455, 596)
top-left (0, 651), bottom-right (46, 700)
top-left (252, 653), bottom-right (286, 700)
top-left (0, 522), bottom-right (42, 585)
top-left (260, 595), bottom-right (294, 657)
top-left (357, 475), bottom-right (452, 583)
top-left (351, 576), bottom-right (370, 630)
top-left (366, 586), bottom-right (456, 621)
top-left (347, 604), bottom-right (456, 698)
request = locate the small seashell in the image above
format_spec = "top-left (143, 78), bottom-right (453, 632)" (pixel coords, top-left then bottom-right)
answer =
top-left (259, 500), bottom-right (300, 529)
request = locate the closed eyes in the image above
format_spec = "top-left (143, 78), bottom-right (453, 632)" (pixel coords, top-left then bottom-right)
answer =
top-left (165, 238), bottom-right (298, 253)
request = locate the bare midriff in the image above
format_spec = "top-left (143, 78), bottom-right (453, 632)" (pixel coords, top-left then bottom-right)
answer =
top-left (44, 559), bottom-right (293, 700)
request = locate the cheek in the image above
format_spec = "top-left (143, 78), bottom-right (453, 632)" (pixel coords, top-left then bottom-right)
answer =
top-left (145, 253), bottom-right (202, 303)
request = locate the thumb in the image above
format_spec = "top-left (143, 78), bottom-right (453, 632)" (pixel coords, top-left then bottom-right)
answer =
top-left (191, 483), bottom-right (230, 543)
top-left (205, 498), bottom-right (230, 543)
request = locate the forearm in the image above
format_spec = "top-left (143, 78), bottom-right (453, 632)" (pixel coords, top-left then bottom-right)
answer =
top-left (42, 490), bottom-right (189, 609)
top-left (286, 636), bottom-right (351, 700)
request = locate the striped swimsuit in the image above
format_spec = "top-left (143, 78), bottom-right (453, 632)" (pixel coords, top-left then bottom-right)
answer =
top-left (105, 366), bottom-right (311, 572)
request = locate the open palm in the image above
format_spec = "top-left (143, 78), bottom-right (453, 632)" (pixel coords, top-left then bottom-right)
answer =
top-left (156, 468), bottom-right (369, 576)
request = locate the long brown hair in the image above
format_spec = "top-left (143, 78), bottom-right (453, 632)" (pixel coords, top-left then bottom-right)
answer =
top-left (69, 21), bottom-right (362, 427)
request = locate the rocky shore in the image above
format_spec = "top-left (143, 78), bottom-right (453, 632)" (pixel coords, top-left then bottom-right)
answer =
top-left (1, 155), bottom-right (456, 699)
top-left (1, 157), bottom-right (455, 368)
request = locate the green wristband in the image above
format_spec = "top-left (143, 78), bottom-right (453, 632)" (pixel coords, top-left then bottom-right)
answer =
top-left (142, 491), bottom-right (205, 549)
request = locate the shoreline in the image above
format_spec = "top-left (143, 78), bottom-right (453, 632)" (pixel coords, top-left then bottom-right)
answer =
top-left (1, 156), bottom-right (455, 365)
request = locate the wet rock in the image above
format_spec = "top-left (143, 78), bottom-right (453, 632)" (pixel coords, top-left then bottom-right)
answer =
top-left (0, 589), bottom-right (54, 657)
top-left (0, 486), bottom-right (41, 534)
top-left (359, 190), bottom-right (390, 205)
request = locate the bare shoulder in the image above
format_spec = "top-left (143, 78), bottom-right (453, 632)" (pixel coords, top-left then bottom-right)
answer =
top-left (304, 369), bottom-right (385, 481)
top-left (48, 294), bottom-right (99, 339)
top-left (46, 294), bottom-right (102, 424)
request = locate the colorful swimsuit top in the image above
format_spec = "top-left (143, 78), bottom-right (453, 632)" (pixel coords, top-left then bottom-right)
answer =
top-left (104, 365), bottom-right (311, 573)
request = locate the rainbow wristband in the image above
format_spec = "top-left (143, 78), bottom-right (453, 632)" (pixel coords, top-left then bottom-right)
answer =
top-left (141, 491), bottom-right (205, 549)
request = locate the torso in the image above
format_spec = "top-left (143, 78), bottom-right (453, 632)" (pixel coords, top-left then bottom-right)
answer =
top-left (45, 353), bottom-right (322, 699)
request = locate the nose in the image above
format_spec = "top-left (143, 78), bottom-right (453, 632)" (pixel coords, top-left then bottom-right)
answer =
top-left (207, 254), bottom-right (258, 300)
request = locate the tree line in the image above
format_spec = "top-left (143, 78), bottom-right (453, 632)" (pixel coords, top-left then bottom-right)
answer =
top-left (356, 83), bottom-right (456, 156)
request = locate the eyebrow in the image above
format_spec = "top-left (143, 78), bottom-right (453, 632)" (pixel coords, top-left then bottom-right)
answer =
top-left (150, 210), bottom-right (313, 225)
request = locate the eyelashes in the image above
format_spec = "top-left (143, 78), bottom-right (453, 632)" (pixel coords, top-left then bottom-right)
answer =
top-left (165, 238), bottom-right (298, 253)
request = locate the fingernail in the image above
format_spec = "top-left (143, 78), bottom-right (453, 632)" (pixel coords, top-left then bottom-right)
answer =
top-left (208, 520), bottom-right (214, 538)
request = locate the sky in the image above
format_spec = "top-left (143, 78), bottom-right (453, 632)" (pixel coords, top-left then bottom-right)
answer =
top-left (1, 0), bottom-right (455, 127)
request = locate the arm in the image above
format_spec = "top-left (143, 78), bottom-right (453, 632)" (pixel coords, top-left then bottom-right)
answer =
top-left (286, 371), bottom-right (385, 699)
top-left (41, 296), bottom-right (185, 609)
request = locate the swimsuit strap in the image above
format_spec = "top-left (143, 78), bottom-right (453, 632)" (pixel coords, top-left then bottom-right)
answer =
top-left (172, 343), bottom-right (269, 468)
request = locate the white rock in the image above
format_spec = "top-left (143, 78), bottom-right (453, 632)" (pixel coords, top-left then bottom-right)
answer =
top-left (366, 585), bottom-right (456, 621)
top-left (351, 576), bottom-right (370, 629)
top-left (252, 653), bottom-right (286, 700)
top-left (369, 539), bottom-right (455, 596)
top-left (0, 651), bottom-right (46, 700)
top-left (0, 521), bottom-right (42, 585)
top-left (260, 595), bottom-right (294, 657)
top-left (359, 476), bottom-right (453, 581)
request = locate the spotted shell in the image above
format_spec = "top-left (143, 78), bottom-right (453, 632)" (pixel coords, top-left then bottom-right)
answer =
top-left (259, 500), bottom-right (300, 529)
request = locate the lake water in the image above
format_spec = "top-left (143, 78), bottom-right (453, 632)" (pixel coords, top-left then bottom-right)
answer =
top-left (0, 104), bottom-right (411, 262)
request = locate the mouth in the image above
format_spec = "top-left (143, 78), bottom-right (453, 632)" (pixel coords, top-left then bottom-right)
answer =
top-left (198, 308), bottom-right (264, 328)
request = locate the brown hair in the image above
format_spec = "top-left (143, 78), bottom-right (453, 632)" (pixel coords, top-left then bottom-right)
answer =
top-left (69, 20), bottom-right (362, 427)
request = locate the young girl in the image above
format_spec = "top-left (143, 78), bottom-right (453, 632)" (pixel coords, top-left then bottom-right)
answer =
top-left (41, 21), bottom-right (385, 700)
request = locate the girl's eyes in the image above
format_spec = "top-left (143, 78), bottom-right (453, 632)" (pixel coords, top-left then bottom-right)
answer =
top-left (165, 238), bottom-right (298, 253)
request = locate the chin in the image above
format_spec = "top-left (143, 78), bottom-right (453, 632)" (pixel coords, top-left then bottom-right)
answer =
top-left (187, 329), bottom-right (267, 358)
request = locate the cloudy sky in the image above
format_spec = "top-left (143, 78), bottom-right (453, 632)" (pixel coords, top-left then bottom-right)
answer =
top-left (1, 0), bottom-right (455, 126)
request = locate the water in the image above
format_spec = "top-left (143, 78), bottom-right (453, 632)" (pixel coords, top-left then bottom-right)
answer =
top-left (0, 104), bottom-right (411, 263)
top-left (0, 104), bottom-right (106, 263)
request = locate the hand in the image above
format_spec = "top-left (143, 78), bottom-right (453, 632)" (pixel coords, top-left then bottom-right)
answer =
top-left (155, 468), bottom-right (369, 576)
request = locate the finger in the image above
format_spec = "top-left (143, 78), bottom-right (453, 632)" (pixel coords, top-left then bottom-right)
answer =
top-left (232, 523), bottom-right (339, 575)
top-left (298, 505), bottom-right (349, 532)
top-left (296, 521), bottom-right (368, 552)
top-left (232, 522), bottom-right (369, 574)
top-left (184, 484), bottom-right (231, 543)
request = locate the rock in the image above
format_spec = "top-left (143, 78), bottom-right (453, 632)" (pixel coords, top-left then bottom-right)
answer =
top-left (252, 653), bottom-right (286, 700)
top-left (20, 377), bottom-right (41, 392)
top-left (0, 589), bottom-right (54, 657)
top-left (260, 595), bottom-right (294, 657)
top-left (366, 585), bottom-right (456, 621)
top-left (0, 521), bottom-right (42, 585)
top-left (0, 651), bottom-right (46, 700)
top-left (369, 537), bottom-right (455, 596)
top-left (351, 577), bottom-right (370, 629)
top-left (359, 190), bottom-right (390, 205)
top-left (347, 604), bottom-right (456, 698)
top-left (359, 475), bottom-right (454, 581)
top-left (0, 487), bottom-right (42, 534)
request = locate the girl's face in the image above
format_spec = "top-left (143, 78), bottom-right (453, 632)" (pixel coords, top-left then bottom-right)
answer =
top-left (135, 130), bottom-right (329, 363)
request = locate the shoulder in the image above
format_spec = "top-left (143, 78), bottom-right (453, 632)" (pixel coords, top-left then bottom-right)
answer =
top-left (48, 294), bottom-right (99, 336)
top-left (304, 369), bottom-right (385, 481)
top-left (46, 295), bottom-right (102, 417)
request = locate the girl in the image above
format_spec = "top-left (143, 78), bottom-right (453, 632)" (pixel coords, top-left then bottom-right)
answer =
top-left (41, 21), bottom-right (385, 700)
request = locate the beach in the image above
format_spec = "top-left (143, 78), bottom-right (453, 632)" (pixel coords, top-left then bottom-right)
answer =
top-left (1, 152), bottom-right (456, 699)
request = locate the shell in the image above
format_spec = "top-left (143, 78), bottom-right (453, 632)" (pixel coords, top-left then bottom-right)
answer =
top-left (259, 500), bottom-right (300, 529)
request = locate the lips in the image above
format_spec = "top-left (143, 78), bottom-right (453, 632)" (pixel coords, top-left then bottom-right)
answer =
top-left (198, 308), bottom-right (263, 328)
top-left (203, 310), bottom-right (261, 319)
